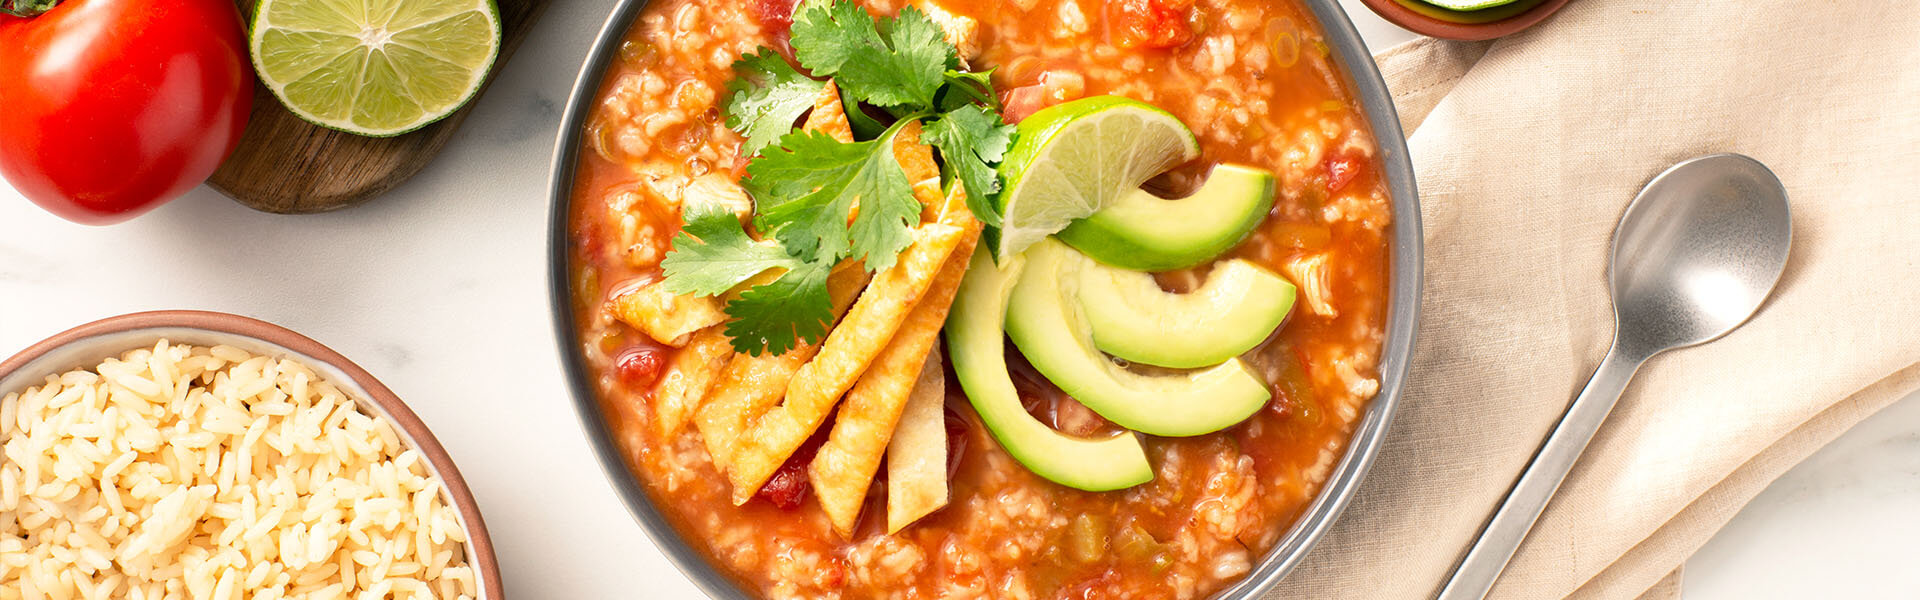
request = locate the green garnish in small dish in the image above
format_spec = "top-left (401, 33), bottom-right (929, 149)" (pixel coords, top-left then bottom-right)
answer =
top-left (1398, 0), bottom-right (1548, 24)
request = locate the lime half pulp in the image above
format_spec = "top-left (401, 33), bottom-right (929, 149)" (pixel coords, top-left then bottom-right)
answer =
top-left (992, 96), bottom-right (1200, 260)
top-left (251, 0), bottom-right (502, 137)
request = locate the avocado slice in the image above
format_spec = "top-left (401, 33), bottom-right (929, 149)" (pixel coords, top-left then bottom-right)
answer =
top-left (945, 245), bottom-right (1153, 492)
top-left (1078, 257), bottom-right (1296, 369)
top-left (1004, 239), bottom-right (1270, 437)
top-left (1057, 164), bottom-right (1277, 272)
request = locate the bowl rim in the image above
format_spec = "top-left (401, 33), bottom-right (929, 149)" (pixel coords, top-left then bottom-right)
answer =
top-left (543, 0), bottom-right (1423, 597)
top-left (1358, 0), bottom-right (1571, 41)
top-left (0, 310), bottom-right (506, 600)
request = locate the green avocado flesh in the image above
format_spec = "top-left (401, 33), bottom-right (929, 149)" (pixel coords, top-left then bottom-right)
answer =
top-left (945, 245), bottom-right (1153, 491)
top-left (1057, 164), bottom-right (1277, 272)
top-left (1078, 257), bottom-right (1296, 369)
top-left (1004, 239), bottom-right (1269, 437)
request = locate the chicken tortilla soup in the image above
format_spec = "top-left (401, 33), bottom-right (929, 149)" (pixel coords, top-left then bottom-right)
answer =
top-left (564, 0), bottom-right (1392, 597)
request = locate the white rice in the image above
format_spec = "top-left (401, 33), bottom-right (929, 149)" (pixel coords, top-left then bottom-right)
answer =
top-left (0, 341), bottom-right (477, 600)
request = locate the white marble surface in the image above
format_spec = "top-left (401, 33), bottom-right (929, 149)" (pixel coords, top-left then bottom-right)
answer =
top-left (0, 1), bottom-right (1905, 598)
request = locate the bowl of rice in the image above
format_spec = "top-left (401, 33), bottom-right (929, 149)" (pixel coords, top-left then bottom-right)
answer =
top-left (0, 310), bottom-right (501, 599)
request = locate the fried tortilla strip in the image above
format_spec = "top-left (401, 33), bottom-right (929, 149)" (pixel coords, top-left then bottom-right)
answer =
top-left (695, 265), bottom-right (870, 472)
top-left (884, 346), bottom-right (949, 533)
top-left (654, 269), bottom-right (786, 436)
top-left (611, 279), bottom-right (728, 347)
top-left (812, 190), bottom-right (982, 533)
top-left (727, 223), bottom-right (968, 504)
top-left (892, 121), bottom-right (947, 220)
top-left (810, 336), bottom-right (942, 536)
top-left (803, 80), bottom-right (855, 144)
top-left (652, 328), bottom-right (733, 436)
top-left (893, 121), bottom-right (939, 187)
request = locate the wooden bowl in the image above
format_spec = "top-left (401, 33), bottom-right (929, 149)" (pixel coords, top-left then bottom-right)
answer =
top-left (1358, 0), bottom-right (1572, 41)
top-left (0, 310), bottom-right (505, 598)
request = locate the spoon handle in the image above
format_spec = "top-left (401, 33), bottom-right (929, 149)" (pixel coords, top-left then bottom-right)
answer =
top-left (1436, 347), bottom-right (1647, 600)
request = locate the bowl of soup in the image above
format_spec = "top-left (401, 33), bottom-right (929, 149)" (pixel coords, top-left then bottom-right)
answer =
top-left (547, 0), bottom-right (1420, 597)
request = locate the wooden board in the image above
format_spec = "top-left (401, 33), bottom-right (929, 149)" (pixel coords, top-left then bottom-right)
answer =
top-left (208, 0), bottom-right (549, 214)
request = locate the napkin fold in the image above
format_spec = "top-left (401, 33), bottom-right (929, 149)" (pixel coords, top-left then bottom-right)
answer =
top-left (1266, 2), bottom-right (1920, 598)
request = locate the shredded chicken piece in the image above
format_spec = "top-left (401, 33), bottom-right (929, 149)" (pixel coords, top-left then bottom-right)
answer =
top-left (921, 2), bottom-right (981, 66)
top-left (684, 173), bottom-right (754, 219)
top-left (1282, 252), bottom-right (1337, 318)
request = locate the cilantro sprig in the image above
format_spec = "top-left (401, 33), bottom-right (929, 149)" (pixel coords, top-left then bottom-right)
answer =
top-left (661, 0), bottom-right (1015, 356)
top-left (748, 119), bottom-right (923, 272)
top-left (725, 49), bottom-right (826, 157)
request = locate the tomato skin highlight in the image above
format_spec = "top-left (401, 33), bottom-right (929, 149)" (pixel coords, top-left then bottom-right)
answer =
top-left (1325, 153), bottom-right (1362, 193)
top-left (615, 346), bottom-right (668, 388)
top-left (0, 0), bottom-right (254, 225)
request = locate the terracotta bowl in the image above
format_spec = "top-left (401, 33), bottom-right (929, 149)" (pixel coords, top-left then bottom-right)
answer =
top-left (1359, 0), bottom-right (1572, 41)
top-left (0, 310), bottom-right (504, 599)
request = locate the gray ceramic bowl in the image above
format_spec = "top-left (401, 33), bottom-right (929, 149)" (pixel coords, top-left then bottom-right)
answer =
top-left (545, 1), bottom-right (1422, 597)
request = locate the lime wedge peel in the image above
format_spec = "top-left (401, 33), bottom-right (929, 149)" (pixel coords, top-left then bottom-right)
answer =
top-left (251, 0), bottom-right (503, 137)
top-left (993, 96), bottom-right (1200, 260)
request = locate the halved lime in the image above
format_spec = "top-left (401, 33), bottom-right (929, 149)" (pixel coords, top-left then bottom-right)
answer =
top-left (991, 96), bottom-right (1200, 260)
top-left (251, 0), bottom-right (502, 137)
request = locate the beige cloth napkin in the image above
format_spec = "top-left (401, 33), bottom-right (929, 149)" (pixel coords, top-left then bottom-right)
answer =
top-left (1264, 1), bottom-right (1920, 598)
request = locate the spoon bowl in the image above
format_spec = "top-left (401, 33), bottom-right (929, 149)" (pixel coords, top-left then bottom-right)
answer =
top-left (1438, 153), bottom-right (1792, 600)
top-left (1610, 154), bottom-right (1793, 357)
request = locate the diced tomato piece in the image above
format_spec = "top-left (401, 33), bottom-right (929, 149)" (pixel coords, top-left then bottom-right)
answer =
top-left (615, 347), bottom-right (666, 388)
top-left (1002, 85), bottom-right (1048, 123)
top-left (1050, 395), bottom-right (1114, 438)
top-left (758, 460), bottom-right (810, 509)
top-left (1000, 71), bottom-right (1086, 123)
top-left (756, 411), bottom-right (834, 509)
top-left (1112, 0), bottom-right (1197, 50)
top-left (747, 0), bottom-right (797, 34)
top-left (1324, 152), bottom-right (1363, 193)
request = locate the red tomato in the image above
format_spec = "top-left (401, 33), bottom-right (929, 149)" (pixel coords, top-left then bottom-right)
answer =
top-left (1111, 0), bottom-right (1197, 50)
top-left (615, 347), bottom-right (667, 388)
top-left (1001, 71), bottom-right (1087, 123)
top-left (0, 0), bottom-right (253, 225)
top-left (746, 0), bottom-right (797, 34)
top-left (756, 460), bottom-right (811, 510)
top-left (1324, 152), bottom-right (1363, 193)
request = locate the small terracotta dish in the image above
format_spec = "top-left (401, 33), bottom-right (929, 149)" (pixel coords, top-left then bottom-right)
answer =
top-left (0, 310), bottom-right (503, 598)
top-left (1359, 0), bottom-right (1572, 41)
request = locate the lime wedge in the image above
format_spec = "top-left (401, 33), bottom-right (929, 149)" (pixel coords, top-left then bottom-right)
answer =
top-left (992, 96), bottom-right (1200, 260)
top-left (250, 0), bottom-right (502, 137)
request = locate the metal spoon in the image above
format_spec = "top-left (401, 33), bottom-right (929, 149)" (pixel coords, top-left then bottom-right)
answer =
top-left (1437, 154), bottom-right (1792, 600)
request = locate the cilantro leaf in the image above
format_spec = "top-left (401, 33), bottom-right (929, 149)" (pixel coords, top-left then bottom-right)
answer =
top-left (924, 104), bottom-right (1014, 226)
top-left (743, 130), bottom-right (866, 261)
top-left (938, 69), bottom-right (1000, 112)
top-left (659, 201), bottom-right (802, 297)
top-left (744, 121), bottom-right (920, 271)
top-left (790, 1), bottom-right (956, 109)
top-left (725, 49), bottom-right (825, 157)
top-left (724, 259), bottom-right (834, 356)
top-left (842, 126), bottom-right (921, 272)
